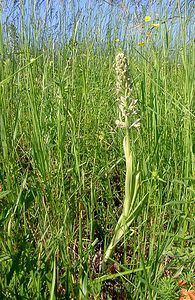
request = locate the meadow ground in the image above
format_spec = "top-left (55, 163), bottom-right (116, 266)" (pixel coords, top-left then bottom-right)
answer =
top-left (0, 1), bottom-right (194, 299)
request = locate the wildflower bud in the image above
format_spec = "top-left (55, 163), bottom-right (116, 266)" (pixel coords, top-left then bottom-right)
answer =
top-left (115, 52), bottom-right (131, 98)
top-left (115, 51), bottom-right (140, 130)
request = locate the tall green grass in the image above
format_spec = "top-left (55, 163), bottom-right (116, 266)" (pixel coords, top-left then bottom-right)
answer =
top-left (0, 0), bottom-right (194, 299)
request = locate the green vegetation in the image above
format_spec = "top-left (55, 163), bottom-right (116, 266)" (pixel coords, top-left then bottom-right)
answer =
top-left (0, 1), bottom-right (194, 299)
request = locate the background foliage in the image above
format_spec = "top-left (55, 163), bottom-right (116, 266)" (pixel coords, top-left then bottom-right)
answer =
top-left (0, 0), bottom-right (194, 299)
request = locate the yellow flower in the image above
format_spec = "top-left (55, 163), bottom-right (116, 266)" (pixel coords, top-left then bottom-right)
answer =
top-left (138, 42), bottom-right (145, 47)
top-left (144, 16), bottom-right (151, 22)
top-left (151, 23), bottom-right (160, 29)
top-left (146, 31), bottom-right (152, 38)
top-left (115, 39), bottom-right (120, 43)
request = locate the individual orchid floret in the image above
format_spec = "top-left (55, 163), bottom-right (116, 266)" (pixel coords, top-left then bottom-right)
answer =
top-left (115, 120), bottom-right (126, 128)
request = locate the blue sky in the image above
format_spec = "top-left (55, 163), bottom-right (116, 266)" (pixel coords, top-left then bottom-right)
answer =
top-left (1, 0), bottom-right (194, 47)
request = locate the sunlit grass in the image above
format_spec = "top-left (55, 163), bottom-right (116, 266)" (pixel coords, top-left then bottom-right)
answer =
top-left (0, 1), bottom-right (194, 299)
